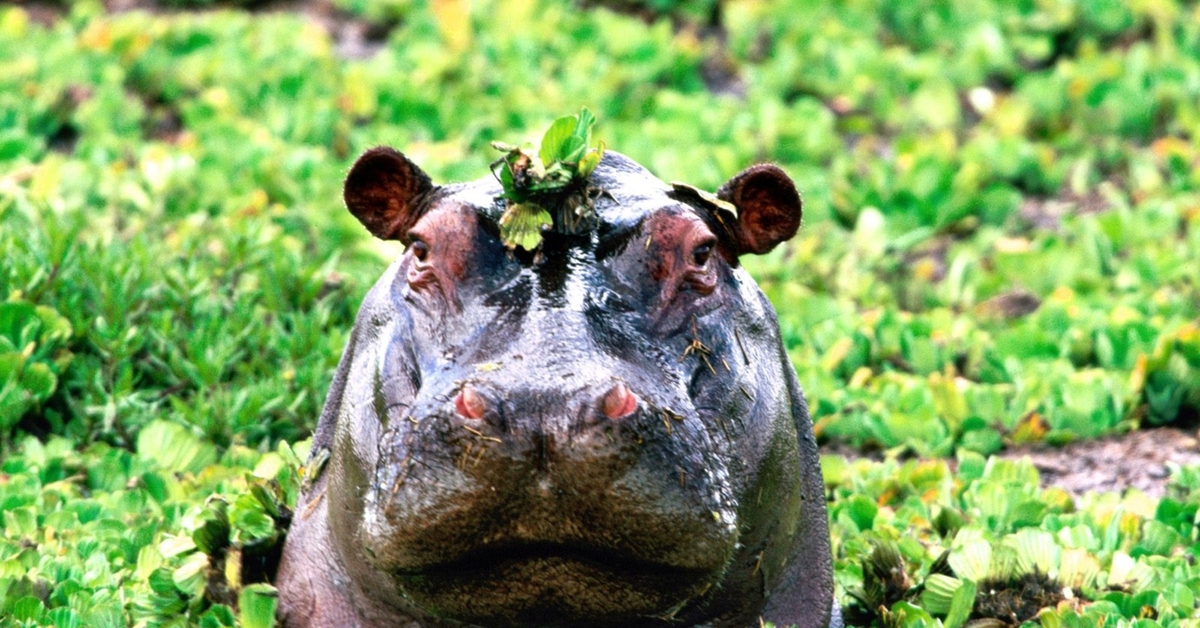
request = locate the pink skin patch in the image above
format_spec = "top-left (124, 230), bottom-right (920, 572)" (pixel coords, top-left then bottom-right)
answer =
top-left (641, 211), bottom-right (721, 318)
top-left (405, 205), bottom-right (482, 309)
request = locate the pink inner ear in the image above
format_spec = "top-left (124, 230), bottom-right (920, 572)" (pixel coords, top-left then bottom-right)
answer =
top-left (343, 147), bottom-right (434, 242)
top-left (718, 165), bottom-right (801, 256)
top-left (738, 187), bottom-right (797, 254)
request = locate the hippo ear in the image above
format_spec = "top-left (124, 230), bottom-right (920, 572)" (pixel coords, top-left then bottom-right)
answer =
top-left (344, 147), bottom-right (435, 243)
top-left (717, 164), bottom-right (802, 256)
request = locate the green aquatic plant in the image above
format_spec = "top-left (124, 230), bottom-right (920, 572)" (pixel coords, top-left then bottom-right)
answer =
top-left (0, 298), bottom-right (72, 437)
top-left (491, 108), bottom-right (605, 250)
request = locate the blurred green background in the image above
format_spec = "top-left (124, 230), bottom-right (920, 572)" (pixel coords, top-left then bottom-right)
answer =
top-left (2, 0), bottom-right (1200, 626)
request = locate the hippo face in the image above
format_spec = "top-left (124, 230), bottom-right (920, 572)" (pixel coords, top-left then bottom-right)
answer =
top-left (277, 148), bottom-right (836, 628)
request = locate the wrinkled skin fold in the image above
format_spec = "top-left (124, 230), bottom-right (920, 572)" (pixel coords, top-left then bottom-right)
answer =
top-left (276, 149), bottom-right (841, 628)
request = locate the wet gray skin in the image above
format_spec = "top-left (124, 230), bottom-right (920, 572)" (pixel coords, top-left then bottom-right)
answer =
top-left (276, 148), bottom-right (841, 628)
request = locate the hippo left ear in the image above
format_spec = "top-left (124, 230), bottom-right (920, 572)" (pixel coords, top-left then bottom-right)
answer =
top-left (717, 164), bottom-right (802, 256)
top-left (344, 147), bottom-right (435, 243)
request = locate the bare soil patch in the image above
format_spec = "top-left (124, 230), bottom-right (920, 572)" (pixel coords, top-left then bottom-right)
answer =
top-left (822, 427), bottom-right (1200, 499)
top-left (997, 427), bottom-right (1200, 499)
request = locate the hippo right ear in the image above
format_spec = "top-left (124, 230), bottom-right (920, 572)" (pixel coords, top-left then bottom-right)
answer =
top-left (344, 147), bottom-right (435, 243)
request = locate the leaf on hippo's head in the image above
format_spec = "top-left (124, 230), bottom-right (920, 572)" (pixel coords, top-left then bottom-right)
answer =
top-left (669, 181), bottom-right (738, 216)
top-left (543, 106), bottom-right (597, 168)
top-left (539, 116), bottom-right (578, 168)
top-left (499, 203), bottom-right (553, 251)
top-left (578, 141), bottom-right (604, 178)
top-left (491, 108), bottom-right (605, 250)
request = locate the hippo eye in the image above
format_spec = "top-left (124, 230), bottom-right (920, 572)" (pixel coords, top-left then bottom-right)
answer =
top-left (692, 242), bottom-right (714, 267)
top-left (410, 240), bottom-right (429, 262)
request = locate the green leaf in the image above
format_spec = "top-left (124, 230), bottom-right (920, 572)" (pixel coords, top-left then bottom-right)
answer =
top-left (922, 574), bottom-right (962, 615)
top-left (989, 544), bottom-right (1020, 581)
top-left (944, 579), bottom-right (977, 628)
top-left (539, 115), bottom-right (577, 168)
top-left (239, 583), bottom-right (279, 628)
top-left (0, 301), bottom-right (37, 346)
top-left (574, 107), bottom-right (596, 143)
top-left (4, 506), bottom-right (37, 538)
top-left (1008, 529), bottom-right (1059, 576)
top-left (1135, 520), bottom-right (1184, 557)
top-left (33, 305), bottom-right (71, 346)
top-left (558, 135), bottom-right (587, 165)
top-left (887, 601), bottom-right (935, 628)
top-left (568, 108), bottom-right (592, 157)
top-left (250, 482), bottom-right (281, 519)
top-left (12, 595), bottom-right (44, 622)
top-left (148, 568), bottom-right (179, 596)
top-left (1107, 552), bottom-right (1156, 591)
top-left (949, 540), bottom-right (992, 582)
top-left (0, 380), bottom-right (34, 432)
top-left (497, 154), bottom-right (516, 191)
top-left (136, 420), bottom-right (218, 475)
top-left (933, 508), bottom-right (966, 539)
top-left (20, 362), bottom-right (56, 401)
top-left (0, 352), bottom-right (25, 381)
top-left (136, 546), bottom-right (165, 581)
top-left (578, 141), bottom-right (604, 178)
top-left (277, 439), bottom-right (306, 469)
top-left (199, 604), bottom-right (237, 628)
top-left (192, 500), bottom-right (231, 555)
top-left (172, 551), bottom-right (209, 597)
top-left (141, 471), bottom-right (170, 503)
top-left (48, 606), bottom-right (82, 628)
top-left (843, 494), bottom-right (878, 532)
top-left (498, 203), bottom-right (553, 251)
top-left (1058, 548), bottom-right (1101, 589)
top-left (231, 493), bottom-right (277, 542)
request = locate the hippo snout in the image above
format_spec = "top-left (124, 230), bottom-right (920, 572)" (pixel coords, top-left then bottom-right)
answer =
top-left (362, 376), bottom-right (737, 562)
top-left (355, 373), bottom-right (738, 623)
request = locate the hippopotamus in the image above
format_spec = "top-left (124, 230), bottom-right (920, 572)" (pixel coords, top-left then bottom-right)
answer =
top-left (276, 146), bottom-right (840, 628)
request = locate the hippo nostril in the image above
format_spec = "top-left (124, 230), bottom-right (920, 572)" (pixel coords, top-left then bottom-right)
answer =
top-left (602, 382), bottom-right (639, 419)
top-left (455, 386), bottom-right (487, 420)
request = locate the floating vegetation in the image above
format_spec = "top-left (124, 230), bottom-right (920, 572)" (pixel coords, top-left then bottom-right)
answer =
top-left (491, 108), bottom-right (605, 250)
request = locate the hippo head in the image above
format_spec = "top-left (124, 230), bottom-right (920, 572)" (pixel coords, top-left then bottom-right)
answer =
top-left (277, 148), bottom-right (836, 628)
